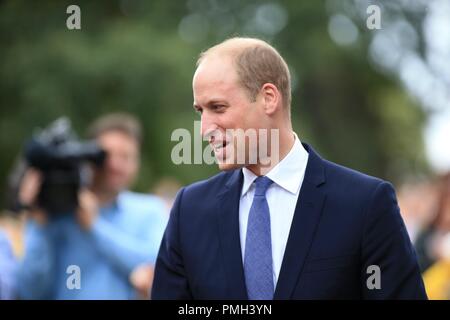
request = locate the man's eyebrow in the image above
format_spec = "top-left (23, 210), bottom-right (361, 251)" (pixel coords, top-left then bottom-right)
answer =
top-left (194, 100), bottom-right (226, 108)
top-left (193, 99), bottom-right (228, 112)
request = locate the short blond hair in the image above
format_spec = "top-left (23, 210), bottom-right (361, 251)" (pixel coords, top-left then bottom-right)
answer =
top-left (197, 37), bottom-right (292, 110)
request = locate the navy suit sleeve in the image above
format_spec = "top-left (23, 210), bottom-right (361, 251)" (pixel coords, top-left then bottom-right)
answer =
top-left (151, 188), bottom-right (193, 299)
top-left (360, 181), bottom-right (427, 299)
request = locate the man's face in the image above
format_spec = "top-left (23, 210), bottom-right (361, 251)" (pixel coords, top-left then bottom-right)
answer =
top-left (193, 56), bottom-right (268, 171)
top-left (94, 130), bottom-right (139, 193)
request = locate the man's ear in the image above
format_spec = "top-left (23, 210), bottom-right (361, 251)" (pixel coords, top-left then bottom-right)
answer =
top-left (261, 83), bottom-right (280, 115)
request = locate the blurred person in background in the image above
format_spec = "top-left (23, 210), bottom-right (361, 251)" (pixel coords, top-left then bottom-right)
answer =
top-left (0, 229), bottom-right (17, 299)
top-left (415, 173), bottom-right (450, 273)
top-left (17, 113), bottom-right (168, 299)
top-left (397, 175), bottom-right (450, 299)
top-left (423, 232), bottom-right (450, 299)
top-left (152, 177), bottom-right (182, 212)
top-left (398, 180), bottom-right (439, 244)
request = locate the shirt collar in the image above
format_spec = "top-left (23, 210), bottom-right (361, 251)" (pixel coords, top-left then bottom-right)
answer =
top-left (241, 132), bottom-right (309, 197)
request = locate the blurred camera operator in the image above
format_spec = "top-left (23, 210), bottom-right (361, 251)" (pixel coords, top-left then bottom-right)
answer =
top-left (17, 113), bottom-right (168, 299)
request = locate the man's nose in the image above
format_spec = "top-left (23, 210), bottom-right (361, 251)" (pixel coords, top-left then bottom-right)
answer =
top-left (200, 114), bottom-right (218, 141)
top-left (106, 154), bottom-right (122, 170)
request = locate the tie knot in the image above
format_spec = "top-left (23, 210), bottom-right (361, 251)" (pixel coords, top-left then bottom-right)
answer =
top-left (254, 176), bottom-right (273, 196)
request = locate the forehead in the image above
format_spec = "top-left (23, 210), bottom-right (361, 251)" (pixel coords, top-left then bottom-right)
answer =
top-left (193, 56), bottom-right (241, 101)
top-left (97, 130), bottom-right (138, 150)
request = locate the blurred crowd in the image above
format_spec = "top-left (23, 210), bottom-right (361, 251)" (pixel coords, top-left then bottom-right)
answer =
top-left (1, 113), bottom-right (449, 300)
top-left (398, 173), bottom-right (450, 299)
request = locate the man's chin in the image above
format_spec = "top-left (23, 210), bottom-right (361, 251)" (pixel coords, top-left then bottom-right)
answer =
top-left (102, 182), bottom-right (126, 195)
top-left (216, 161), bottom-right (243, 171)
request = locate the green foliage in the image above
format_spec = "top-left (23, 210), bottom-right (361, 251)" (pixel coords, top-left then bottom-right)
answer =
top-left (0, 0), bottom-right (428, 208)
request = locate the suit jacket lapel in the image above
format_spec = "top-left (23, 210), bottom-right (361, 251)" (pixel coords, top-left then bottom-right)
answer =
top-left (216, 170), bottom-right (248, 299)
top-left (274, 144), bottom-right (327, 299)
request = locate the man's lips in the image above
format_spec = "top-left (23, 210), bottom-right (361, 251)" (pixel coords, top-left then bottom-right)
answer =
top-left (210, 141), bottom-right (229, 152)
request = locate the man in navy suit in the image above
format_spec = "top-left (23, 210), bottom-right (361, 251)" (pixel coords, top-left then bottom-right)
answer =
top-left (152, 37), bottom-right (427, 299)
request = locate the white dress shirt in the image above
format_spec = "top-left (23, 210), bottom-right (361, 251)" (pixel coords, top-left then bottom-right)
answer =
top-left (239, 133), bottom-right (309, 288)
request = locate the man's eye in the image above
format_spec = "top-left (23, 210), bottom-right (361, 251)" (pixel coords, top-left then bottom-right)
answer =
top-left (195, 108), bottom-right (203, 115)
top-left (212, 105), bottom-right (224, 111)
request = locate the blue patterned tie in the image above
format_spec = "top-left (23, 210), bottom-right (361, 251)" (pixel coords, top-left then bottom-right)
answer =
top-left (244, 176), bottom-right (274, 300)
